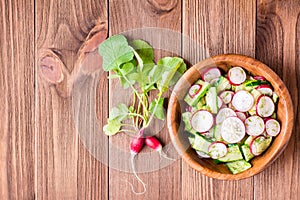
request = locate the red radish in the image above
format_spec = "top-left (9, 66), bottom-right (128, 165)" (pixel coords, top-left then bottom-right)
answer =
top-left (232, 90), bottom-right (254, 112)
top-left (188, 84), bottom-right (202, 98)
top-left (265, 118), bottom-right (281, 136)
top-left (256, 95), bottom-right (275, 117)
top-left (217, 96), bottom-right (223, 109)
top-left (256, 84), bottom-right (273, 96)
top-left (244, 116), bottom-right (265, 136)
top-left (208, 142), bottom-right (228, 159)
top-left (191, 110), bottom-right (214, 133)
top-left (202, 67), bottom-right (222, 82)
top-left (145, 136), bottom-right (176, 161)
top-left (235, 111), bottom-right (247, 121)
top-left (253, 76), bottom-right (266, 81)
top-left (209, 77), bottom-right (220, 85)
top-left (219, 91), bottom-right (234, 104)
top-left (228, 67), bottom-right (246, 85)
top-left (129, 129), bottom-right (146, 195)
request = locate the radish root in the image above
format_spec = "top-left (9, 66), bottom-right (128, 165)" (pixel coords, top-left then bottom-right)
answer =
top-left (126, 154), bottom-right (146, 195)
top-left (159, 150), bottom-right (176, 161)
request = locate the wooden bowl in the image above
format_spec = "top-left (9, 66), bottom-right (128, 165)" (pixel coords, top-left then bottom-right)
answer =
top-left (167, 54), bottom-right (294, 180)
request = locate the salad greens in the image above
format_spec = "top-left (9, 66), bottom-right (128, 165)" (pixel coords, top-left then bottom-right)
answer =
top-left (99, 34), bottom-right (186, 135)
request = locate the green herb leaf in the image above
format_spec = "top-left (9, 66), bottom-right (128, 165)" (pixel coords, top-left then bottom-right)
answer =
top-left (99, 35), bottom-right (134, 71)
top-left (103, 119), bottom-right (122, 135)
top-left (130, 39), bottom-right (154, 65)
top-left (120, 62), bottom-right (134, 75)
top-left (149, 98), bottom-right (165, 120)
top-left (157, 57), bottom-right (185, 92)
top-left (109, 103), bottom-right (130, 121)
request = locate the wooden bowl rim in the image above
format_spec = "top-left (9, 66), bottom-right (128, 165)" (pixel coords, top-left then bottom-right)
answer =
top-left (167, 54), bottom-right (294, 180)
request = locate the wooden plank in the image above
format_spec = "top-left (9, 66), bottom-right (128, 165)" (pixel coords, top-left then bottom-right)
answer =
top-left (182, 0), bottom-right (256, 199)
top-left (0, 0), bottom-right (35, 199)
top-left (35, 0), bottom-right (108, 199)
top-left (254, 0), bottom-right (300, 199)
top-left (108, 0), bottom-right (181, 199)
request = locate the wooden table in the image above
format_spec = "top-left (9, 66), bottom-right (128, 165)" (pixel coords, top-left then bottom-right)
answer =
top-left (1, 0), bottom-right (299, 199)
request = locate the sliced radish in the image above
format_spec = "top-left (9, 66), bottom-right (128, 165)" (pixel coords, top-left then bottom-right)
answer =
top-left (232, 90), bottom-right (254, 112)
top-left (216, 108), bottom-right (237, 124)
top-left (208, 142), bottom-right (227, 159)
top-left (265, 119), bottom-right (281, 136)
top-left (235, 111), bottom-right (247, 122)
top-left (219, 91), bottom-right (234, 104)
top-left (217, 96), bottom-right (223, 109)
top-left (256, 95), bottom-right (275, 117)
top-left (245, 116), bottom-right (265, 136)
top-left (191, 110), bottom-right (214, 133)
top-left (256, 85), bottom-right (273, 96)
top-left (250, 136), bottom-right (272, 156)
top-left (209, 77), bottom-right (220, 86)
top-left (228, 67), bottom-right (246, 85)
top-left (196, 150), bottom-right (211, 158)
top-left (202, 68), bottom-right (222, 82)
top-left (221, 117), bottom-right (246, 143)
top-left (188, 84), bottom-right (202, 98)
top-left (253, 76), bottom-right (266, 81)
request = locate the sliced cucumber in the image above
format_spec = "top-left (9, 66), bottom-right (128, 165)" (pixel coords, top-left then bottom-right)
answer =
top-left (215, 76), bottom-right (231, 93)
top-left (272, 92), bottom-right (279, 103)
top-left (192, 134), bottom-right (212, 154)
top-left (206, 87), bottom-right (218, 114)
top-left (241, 145), bottom-right (254, 161)
top-left (196, 150), bottom-right (210, 158)
top-left (217, 144), bottom-right (243, 162)
top-left (225, 160), bottom-right (252, 174)
top-left (244, 136), bottom-right (256, 146)
top-left (184, 82), bottom-right (211, 106)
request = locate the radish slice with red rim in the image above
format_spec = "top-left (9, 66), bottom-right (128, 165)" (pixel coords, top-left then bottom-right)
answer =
top-left (217, 96), bottom-right (223, 109)
top-left (235, 111), bottom-right (247, 122)
top-left (256, 84), bottom-right (273, 96)
top-left (188, 84), bottom-right (202, 98)
top-left (265, 118), bottom-right (281, 136)
top-left (196, 150), bottom-right (211, 158)
top-left (221, 117), bottom-right (246, 143)
top-left (245, 116), bottom-right (265, 136)
top-left (191, 110), bottom-right (214, 133)
top-left (253, 76), bottom-right (266, 81)
top-left (216, 108), bottom-right (237, 124)
top-left (228, 67), bottom-right (246, 85)
top-left (256, 95), bottom-right (275, 117)
top-left (208, 142), bottom-right (227, 159)
top-left (250, 136), bottom-right (271, 156)
top-left (202, 68), bottom-right (222, 82)
top-left (219, 91), bottom-right (234, 104)
top-left (232, 90), bottom-right (254, 112)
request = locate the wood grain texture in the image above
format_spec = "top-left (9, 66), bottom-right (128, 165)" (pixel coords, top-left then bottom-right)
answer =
top-left (254, 1), bottom-right (300, 199)
top-left (35, 0), bottom-right (108, 199)
top-left (0, 0), bottom-right (35, 199)
top-left (182, 0), bottom-right (256, 199)
top-left (0, 0), bottom-right (300, 199)
top-left (108, 0), bottom-right (181, 199)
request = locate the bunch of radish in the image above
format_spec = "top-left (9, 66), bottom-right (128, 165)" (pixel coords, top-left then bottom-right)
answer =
top-left (183, 66), bottom-right (281, 174)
